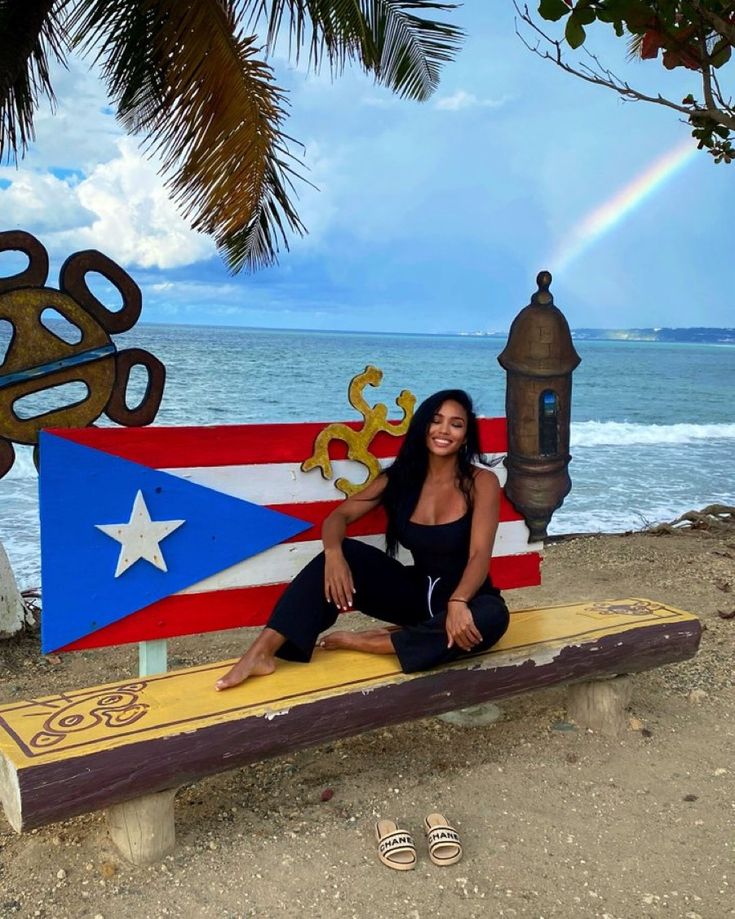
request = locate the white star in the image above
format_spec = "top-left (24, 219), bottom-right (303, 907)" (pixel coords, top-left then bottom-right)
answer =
top-left (96, 490), bottom-right (185, 578)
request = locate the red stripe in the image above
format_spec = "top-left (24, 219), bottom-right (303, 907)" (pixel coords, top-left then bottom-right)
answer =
top-left (60, 552), bottom-right (541, 651)
top-left (59, 584), bottom-right (288, 651)
top-left (490, 552), bottom-right (541, 590)
top-left (48, 417), bottom-right (507, 467)
top-left (272, 503), bottom-right (386, 542)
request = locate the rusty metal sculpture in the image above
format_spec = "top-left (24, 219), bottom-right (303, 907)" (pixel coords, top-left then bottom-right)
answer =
top-left (301, 365), bottom-right (416, 496)
top-left (0, 230), bottom-right (165, 478)
top-left (498, 271), bottom-right (581, 543)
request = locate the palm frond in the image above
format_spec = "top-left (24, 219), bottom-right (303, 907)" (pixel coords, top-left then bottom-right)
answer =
top-left (627, 32), bottom-right (643, 61)
top-left (0, 0), bottom-right (70, 162)
top-left (71, 0), bottom-right (305, 272)
top-left (253, 1), bottom-right (464, 100)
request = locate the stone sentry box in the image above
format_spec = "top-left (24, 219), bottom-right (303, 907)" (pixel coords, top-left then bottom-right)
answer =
top-left (498, 271), bottom-right (581, 542)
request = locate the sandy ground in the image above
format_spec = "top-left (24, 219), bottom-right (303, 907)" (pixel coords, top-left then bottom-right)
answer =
top-left (1, 526), bottom-right (734, 919)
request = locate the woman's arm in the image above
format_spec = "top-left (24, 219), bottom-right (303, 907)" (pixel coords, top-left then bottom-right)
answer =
top-left (445, 469), bottom-right (501, 651)
top-left (322, 473), bottom-right (388, 610)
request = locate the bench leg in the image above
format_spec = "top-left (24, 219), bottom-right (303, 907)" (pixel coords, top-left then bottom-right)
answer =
top-left (566, 675), bottom-right (633, 737)
top-left (106, 787), bottom-right (179, 866)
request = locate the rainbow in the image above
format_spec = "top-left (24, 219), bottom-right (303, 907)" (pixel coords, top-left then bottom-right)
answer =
top-left (549, 139), bottom-right (698, 273)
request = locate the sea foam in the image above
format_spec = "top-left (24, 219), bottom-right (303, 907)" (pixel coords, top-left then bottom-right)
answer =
top-left (572, 421), bottom-right (735, 447)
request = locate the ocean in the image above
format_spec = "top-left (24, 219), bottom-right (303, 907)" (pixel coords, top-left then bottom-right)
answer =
top-left (1, 324), bottom-right (734, 588)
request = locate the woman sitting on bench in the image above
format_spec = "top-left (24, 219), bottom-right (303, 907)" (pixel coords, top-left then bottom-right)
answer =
top-left (216, 390), bottom-right (509, 690)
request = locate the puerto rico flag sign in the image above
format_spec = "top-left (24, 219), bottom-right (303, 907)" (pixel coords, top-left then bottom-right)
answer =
top-left (39, 420), bottom-right (541, 654)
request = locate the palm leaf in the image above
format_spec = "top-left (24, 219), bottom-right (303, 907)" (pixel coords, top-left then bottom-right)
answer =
top-left (0, 0), bottom-right (69, 162)
top-left (254, 1), bottom-right (464, 99)
top-left (627, 31), bottom-right (643, 61)
top-left (71, 0), bottom-right (305, 272)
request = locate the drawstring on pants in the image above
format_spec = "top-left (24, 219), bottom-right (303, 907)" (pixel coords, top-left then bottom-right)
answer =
top-left (426, 575), bottom-right (441, 618)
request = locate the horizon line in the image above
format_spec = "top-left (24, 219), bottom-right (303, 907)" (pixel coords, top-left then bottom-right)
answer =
top-left (128, 320), bottom-right (735, 337)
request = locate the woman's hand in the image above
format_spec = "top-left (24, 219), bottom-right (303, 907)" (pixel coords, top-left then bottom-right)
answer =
top-left (324, 549), bottom-right (355, 611)
top-left (446, 600), bottom-right (483, 652)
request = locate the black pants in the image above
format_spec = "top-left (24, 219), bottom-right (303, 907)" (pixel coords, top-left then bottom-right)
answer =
top-left (268, 538), bottom-right (510, 673)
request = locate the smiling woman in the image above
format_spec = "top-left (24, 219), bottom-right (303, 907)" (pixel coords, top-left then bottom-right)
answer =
top-left (216, 388), bottom-right (510, 690)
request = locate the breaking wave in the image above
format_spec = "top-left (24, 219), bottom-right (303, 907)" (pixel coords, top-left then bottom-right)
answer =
top-left (572, 421), bottom-right (735, 448)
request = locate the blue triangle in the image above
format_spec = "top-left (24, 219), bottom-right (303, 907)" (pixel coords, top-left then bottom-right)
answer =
top-left (39, 432), bottom-right (311, 653)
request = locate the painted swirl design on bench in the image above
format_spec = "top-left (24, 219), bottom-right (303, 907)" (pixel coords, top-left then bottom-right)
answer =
top-left (589, 600), bottom-right (666, 617)
top-left (28, 682), bottom-right (150, 750)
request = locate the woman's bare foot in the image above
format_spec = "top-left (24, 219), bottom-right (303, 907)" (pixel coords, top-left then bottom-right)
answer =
top-left (215, 627), bottom-right (286, 690)
top-left (215, 652), bottom-right (276, 690)
top-left (318, 628), bottom-right (395, 654)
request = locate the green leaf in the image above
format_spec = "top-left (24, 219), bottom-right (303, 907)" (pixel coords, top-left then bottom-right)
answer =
top-left (573, 5), bottom-right (596, 25)
top-left (538, 0), bottom-right (571, 23)
top-left (565, 15), bottom-right (586, 48)
top-left (597, 0), bottom-right (628, 17)
top-left (622, 0), bottom-right (655, 31)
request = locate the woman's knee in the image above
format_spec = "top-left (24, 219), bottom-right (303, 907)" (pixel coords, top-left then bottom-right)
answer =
top-left (340, 537), bottom-right (383, 563)
top-left (470, 595), bottom-right (510, 644)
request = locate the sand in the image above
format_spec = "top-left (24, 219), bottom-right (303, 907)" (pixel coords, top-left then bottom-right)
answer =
top-left (0, 525), bottom-right (733, 919)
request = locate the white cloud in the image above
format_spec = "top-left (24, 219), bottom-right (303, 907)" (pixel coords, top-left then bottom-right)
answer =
top-left (435, 90), bottom-right (508, 111)
top-left (1, 139), bottom-right (214, 270)
top-left (0, 170), bottom-right (96, 232)
top-left (287, 140), bottom-right (339, 247)
top-left (0, 52), bottom-right (215, 271)
top-left (22, 56), bottom-right (123, 172)
top-left (361, 95), bottom-right (398, 109)
top-left (51, 138), bottom-right (215, 269)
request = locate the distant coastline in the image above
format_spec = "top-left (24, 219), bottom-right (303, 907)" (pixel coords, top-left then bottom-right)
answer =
top-left (573, 327), bottom-right (735, 344)
top-left (459, 327), bottom-right (735, 344)
top-left (123, 323), bottom-right (735, 344)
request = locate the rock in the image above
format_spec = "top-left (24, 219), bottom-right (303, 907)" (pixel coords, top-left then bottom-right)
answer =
top-left (100, 861), bottom-right (118, 879)
top-left (0, 541), bottom-right (25, 638)
top-left (57, 869), bottom-right (67, 880)
top-left (437, 702), bottom-right (503, 726)
top-left (688, 689), bottom-right (708, 704)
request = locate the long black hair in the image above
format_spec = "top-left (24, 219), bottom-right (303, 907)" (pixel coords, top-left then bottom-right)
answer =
top-left (381, 389), bottom-right (484, 557)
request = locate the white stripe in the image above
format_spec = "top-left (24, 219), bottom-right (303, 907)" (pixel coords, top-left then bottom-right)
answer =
top-left (163, 454), bottom-right (507, 504)
top-left (177, 521), bottom-right (540, 595)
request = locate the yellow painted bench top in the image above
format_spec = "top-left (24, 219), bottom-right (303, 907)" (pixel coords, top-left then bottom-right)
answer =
top-left (0, 598), bottom-right (699, 771)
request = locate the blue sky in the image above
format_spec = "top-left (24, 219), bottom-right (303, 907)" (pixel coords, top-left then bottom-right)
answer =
top-left (0, 4), bottom-right (732, 334)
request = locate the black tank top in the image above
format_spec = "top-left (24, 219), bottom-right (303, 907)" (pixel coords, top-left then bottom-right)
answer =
top-left (396, 511), bottom-right (497, 618)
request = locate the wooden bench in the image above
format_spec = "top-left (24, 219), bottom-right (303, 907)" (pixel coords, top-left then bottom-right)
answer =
top-left (0, 412), bottom-right (702, 865)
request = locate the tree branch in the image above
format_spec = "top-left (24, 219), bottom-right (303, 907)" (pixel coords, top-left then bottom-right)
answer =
top-left (692, 0), bottom-right (735, 47)
top-left (514, 2), bottom-right (735, 131)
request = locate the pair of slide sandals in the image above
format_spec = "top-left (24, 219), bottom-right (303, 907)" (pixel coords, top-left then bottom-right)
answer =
top-left (375, 813), bottom-right (462, 870)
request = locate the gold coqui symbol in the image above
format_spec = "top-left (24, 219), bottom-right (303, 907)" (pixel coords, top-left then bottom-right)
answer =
top-left (301, 366), bottom-right (415, 496)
